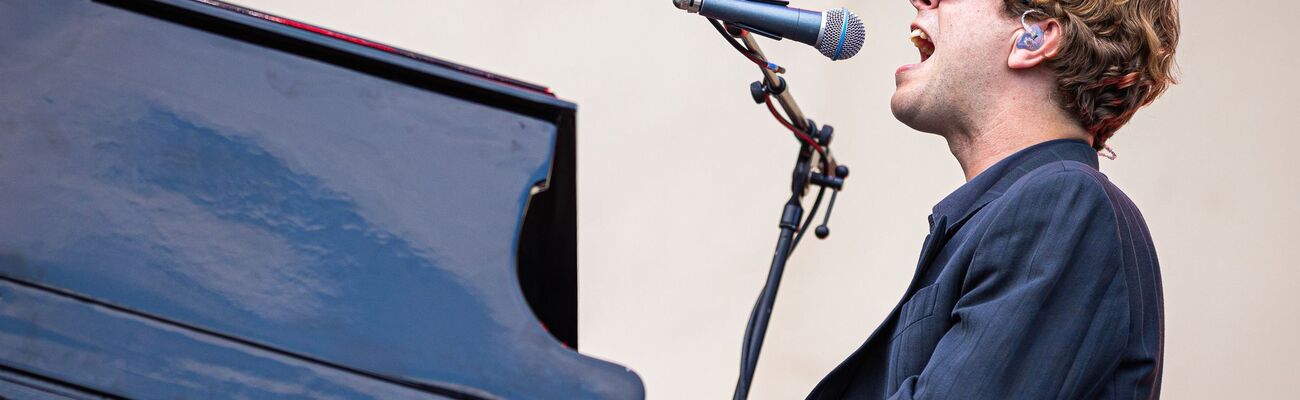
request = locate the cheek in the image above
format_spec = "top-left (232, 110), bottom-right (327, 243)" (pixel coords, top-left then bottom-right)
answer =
top-left (940, 9), bottom-right (1012, 63)
top-left (938, 27), bottom-right (1009, 80)
top-left (948, 23), bottom-right (1000, 55)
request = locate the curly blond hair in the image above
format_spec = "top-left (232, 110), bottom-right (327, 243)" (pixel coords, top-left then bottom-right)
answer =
top-left (1005, 0), bottom-right (1180, 150)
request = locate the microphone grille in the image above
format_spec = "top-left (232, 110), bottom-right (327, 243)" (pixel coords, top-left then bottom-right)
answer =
top-left (816, 8), bottom-right (865, 61)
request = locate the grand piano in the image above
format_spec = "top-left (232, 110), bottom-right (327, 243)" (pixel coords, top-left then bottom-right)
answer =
top-left (0, 0), bottom-right (643, 398)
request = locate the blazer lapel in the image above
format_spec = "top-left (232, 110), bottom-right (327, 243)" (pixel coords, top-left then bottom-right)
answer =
top-left (912, 216), bottom-right (949, 286)
top-left (806, 215), bottom-right (953, 399)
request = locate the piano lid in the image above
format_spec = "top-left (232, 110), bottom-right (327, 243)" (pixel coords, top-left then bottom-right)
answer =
top-left (0, 0), bottom-right (642, 399)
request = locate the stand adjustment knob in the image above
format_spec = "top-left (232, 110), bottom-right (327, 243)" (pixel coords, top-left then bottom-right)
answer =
top-left (750, 81), bottom-right (767, 104)
top-left (815, 225), bottom-right (830, 239)
top-left (818, 125), bottom-right (834, 146)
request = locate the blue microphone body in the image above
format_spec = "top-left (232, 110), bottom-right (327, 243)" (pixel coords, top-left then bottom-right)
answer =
top-left (697, 0), bottom-right (823, 46)
top-left (673, 0), bottom-right (865, 61)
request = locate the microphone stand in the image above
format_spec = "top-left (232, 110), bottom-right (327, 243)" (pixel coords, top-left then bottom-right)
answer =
top-left (725, 26), bottom-right (849, 400)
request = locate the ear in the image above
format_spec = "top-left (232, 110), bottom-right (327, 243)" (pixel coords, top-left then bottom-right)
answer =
top-left (1008, 18), bottom-right (1063, 70)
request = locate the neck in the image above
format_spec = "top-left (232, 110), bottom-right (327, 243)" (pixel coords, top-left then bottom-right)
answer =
top-left (942, 97), bottom-right (1090, 181)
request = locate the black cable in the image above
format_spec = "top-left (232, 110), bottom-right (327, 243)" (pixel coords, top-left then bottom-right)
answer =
top-left (734, 186), bottom-right (822, 393)
top-left (734, 188), bottom-right (824, 400)
top-left (708, 18), bottom-right (786, 73)
top-left (765, 96), bottom-right (827, 157)
top-left (710, 17), bottom-right (832, 400)
top-left (791, 186), bottom-right (827, 252)
top-left (737, 290), bottom-right (763, 388)
top-left (742, 187), bottom-right (823, 368)
top-left (709, 18), bottom-right (752, 58)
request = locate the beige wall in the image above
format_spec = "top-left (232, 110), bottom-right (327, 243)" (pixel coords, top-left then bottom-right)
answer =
top-left (233, 1), bottom-right (1300, 398)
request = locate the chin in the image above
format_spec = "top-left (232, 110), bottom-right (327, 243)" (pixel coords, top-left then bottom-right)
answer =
top-left (890, 92), bottom-right (930, 133)
top-left (891, 86), bottom-right (951, 135)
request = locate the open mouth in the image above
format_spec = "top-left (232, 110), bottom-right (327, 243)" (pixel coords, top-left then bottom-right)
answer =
top-left (910, 26), bottom-right (934, 62)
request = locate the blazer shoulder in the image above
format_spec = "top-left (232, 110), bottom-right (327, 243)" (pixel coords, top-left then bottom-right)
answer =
top-left (1004, 159), bottom-right (1115, 208)
top-left (973, 160), bottom-right (1129, 252)
top-left (972, 160), bottom-right (1130, 278)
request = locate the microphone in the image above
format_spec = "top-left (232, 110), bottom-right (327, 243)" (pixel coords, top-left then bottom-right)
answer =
top-left (673, 0), bottom-right (865, 60)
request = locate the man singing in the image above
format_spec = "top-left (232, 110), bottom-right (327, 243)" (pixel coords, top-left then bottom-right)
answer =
top-left (808, 0), bottom-right (1179, 398)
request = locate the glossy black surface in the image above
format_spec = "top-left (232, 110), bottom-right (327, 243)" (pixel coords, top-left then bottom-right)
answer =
top-left (0, 1), bottom-right (642, 398)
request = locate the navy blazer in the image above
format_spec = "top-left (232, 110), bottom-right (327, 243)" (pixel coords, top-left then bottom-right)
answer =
top-left (808, 139), bottom-right (1163, 399)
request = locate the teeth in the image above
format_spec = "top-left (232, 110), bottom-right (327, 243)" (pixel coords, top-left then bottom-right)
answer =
top-left (910, 29), bottom-right (930, 50)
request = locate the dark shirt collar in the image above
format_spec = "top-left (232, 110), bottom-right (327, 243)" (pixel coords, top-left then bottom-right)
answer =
top-left (929, 138), bottom-right (1100, 231)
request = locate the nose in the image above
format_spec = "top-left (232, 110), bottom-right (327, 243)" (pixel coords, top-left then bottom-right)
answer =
top-left (911, 0), bottom-right (938, 10)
